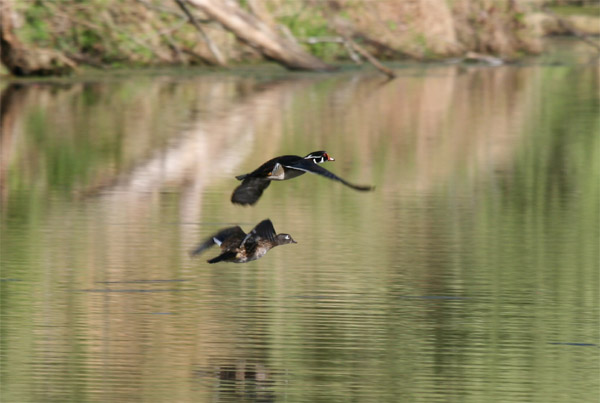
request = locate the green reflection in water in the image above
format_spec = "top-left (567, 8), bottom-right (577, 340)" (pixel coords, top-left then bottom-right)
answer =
top-left (1, 63), bottom-right (598, 402)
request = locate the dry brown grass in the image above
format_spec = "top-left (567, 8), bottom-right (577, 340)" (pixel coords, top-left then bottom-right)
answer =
top-left (328, 0), bottom-right (541, 58)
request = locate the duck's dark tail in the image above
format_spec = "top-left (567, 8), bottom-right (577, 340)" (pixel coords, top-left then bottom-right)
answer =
top-left (190, 238), bottom-right (216, 257)
top-left (207, 251), bottom-right (237, 264)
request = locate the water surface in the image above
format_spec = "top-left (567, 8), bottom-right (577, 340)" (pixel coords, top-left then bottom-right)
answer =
top-left (1, 55), bottom-right (599, 402)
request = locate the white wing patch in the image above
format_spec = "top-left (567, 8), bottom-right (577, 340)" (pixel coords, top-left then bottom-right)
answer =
top-left (213, 237), bottom-right (222, 246)
top-left (269, 163), bottom-right (286, 180)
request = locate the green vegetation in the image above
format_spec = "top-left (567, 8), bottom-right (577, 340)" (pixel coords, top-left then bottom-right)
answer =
top-left (10, 0), bottom-right (206, 66)
top-left (278, 11), bottom-right (345, 61)
top-left (21, 2), bottom-right (52, 44)
top-left (548, 4), bottom-right (600, 16)
top-left (6, 0), bottom-right (586, 73)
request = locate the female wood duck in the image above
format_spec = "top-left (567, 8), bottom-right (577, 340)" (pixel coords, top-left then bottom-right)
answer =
top-left (231, 151), bottom-right (374, 205)
top-left (190, 219), bottom-right (296, 263)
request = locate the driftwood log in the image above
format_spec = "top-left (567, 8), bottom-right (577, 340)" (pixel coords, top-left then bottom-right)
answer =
top-left (0, 0), bottom-right (76, 76)
top-left (186, 0), bottom-right (335, 71)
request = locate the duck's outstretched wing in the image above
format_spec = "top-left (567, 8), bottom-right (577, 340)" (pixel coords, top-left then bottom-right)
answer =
top-left (190, 226), bottom-right (245, 256)
top-left (231, 177), bottom-right (272, 206)
top-left (284, 160), bottom-right (374, 191)
top-left (242, 219), bottom-right (276, 245)
top-left (240, 219), bottom-right (276, 256)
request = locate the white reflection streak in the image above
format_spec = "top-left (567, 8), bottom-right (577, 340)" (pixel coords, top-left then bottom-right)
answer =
top-left (98, 80), bottom-right (310, 259)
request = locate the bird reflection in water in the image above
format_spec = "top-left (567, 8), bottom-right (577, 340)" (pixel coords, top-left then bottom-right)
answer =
top-left (194, 360), bottom-right (281, 402)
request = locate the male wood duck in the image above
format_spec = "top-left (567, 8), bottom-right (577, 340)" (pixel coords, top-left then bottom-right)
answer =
top-left (231, 151), bottom-right (374, 205)
top-left (190, 219), bottom-right (296, 263)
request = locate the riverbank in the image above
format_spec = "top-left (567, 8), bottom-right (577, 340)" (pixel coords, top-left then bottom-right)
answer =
top-left (1, 36), bottom-right (597, 84)
top-left (1, 0), bottom-right (598, 76)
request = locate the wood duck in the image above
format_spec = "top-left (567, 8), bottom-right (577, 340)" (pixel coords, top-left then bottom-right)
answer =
top-left (190, 219), bottom-right (296, 263)
top-left (231, 151), bottom-right (374, 205)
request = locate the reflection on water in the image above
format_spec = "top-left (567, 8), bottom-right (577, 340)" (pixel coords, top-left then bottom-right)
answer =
top-left (1, 59), bottom-right (598, 402)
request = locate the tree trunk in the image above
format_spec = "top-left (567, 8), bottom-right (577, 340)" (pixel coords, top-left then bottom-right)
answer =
top-left (0, 0), bottom-right (76, 76)
top-left (186, 0), bottom-right (335, 71)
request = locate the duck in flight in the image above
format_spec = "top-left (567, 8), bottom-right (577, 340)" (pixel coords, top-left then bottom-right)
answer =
top-left (190, 219), bottom-right (296, 263)
top-left (231, 151), bottom-right (374, 205)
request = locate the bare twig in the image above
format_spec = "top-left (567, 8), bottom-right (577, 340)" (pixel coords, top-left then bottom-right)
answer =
top-left (134, 0), bottom-right (212, 24)
top-left (303, 34), bottom-right (395, 77)
top-left (304, 36), bottom-right (344, 44)
top-left (173, 0), bottom-right (227, 66)
top-left (346, 38), bottom-right (396, 78)
top-left (343, 40), bottom-right (362, 64)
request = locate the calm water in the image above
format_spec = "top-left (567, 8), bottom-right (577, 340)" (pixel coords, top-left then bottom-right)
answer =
top-left (2, 52), bottom-right (599, 401)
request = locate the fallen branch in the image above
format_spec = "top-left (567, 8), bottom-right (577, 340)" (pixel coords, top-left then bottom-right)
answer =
top-left (174, 0), bottom-right (227, 66)
top-left (543, 7), bottom-right (600, 53)
top-left (346, 38), bottom-right (396, 78)
top-left (304, 35), bottom-right (395, 78)
top-left (464, 51), bottom-right (504, 66)
top-left (187, 0), bottom-right (335, 71)
top-left (305, 36), bottom-right (344, 44)
top-left (304, 31), bottom-right (396, 78)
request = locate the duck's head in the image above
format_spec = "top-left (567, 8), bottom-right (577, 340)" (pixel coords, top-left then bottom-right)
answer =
top-left (304, 151), bottom-right (335, 164)
top-left (275, 233), bottom-right (297, 245)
